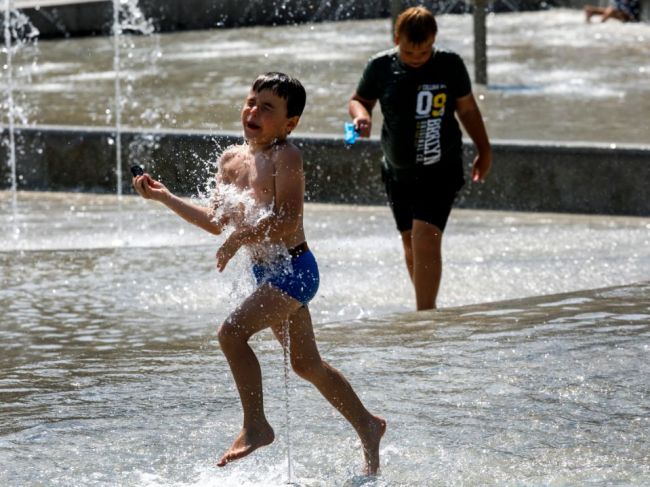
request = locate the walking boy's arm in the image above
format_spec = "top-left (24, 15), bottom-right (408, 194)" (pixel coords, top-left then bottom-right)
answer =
top-left (349, 93), bottom-right (377, 138)
top-left (456, 93), bottom-right (492, 182)
top-left (133, 174), bottom-right (223, 235)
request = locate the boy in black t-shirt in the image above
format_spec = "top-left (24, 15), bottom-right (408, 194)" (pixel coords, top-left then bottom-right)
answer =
top-left (349, 6), bottom-right (492, 310)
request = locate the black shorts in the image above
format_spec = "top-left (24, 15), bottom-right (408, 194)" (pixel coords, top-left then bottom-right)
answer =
top-left (382, 165), bottom-right (463, 233)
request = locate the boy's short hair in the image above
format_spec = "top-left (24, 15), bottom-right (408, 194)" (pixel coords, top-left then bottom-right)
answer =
top-left (394, 6), bottom-right (438, 44)
top-left (251, 72), bottom-right (306, 119)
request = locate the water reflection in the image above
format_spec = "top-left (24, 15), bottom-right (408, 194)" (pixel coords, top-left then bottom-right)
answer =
top-left (2, 192), bottom-right (650, 485)
top-left (1, 262), bottom-right (648, 485)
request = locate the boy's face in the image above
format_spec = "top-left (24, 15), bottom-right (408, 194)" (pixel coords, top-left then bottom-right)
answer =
top-left (241, 89), bottom-right (299, 144)
top-left (395, 34), bottom-right (436, 68)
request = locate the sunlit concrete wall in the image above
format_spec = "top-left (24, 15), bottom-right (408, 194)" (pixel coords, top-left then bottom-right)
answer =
top-left (2, 126), bottom-right (649, 216)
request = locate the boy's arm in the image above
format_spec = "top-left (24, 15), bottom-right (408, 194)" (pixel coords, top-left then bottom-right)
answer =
top-left (455, 93), bottom-right (492, 182)
top-left (133, 174), bottom-right (223, 235)
top-left (216, 147), bottom-right (304, 271)
top-left (349, 93), bottom-right (377, 138)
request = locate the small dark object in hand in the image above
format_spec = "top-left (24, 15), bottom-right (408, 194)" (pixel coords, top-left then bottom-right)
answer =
top-left (130, 165), bottom-right (144, 177)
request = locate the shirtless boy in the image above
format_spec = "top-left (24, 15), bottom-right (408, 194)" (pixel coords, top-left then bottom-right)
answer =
top-left (132, 72), bottom-right (385, 474)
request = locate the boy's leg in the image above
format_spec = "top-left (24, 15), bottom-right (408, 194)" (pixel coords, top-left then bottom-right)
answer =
top-left (400, 229), bottom-right (414, 282)
top-left (271, 307), bottom-right (386, 475)
top-left (601, 5), bottom-right (629, 21)
top-left (384, 166), bottom-right (453, 311)
top-left (398, 223), bottom-right (444, 310)
top-left (585, 5), bottom-right (606, 21)
top-left (217, 283), bottom-right (302, 467)
top-left (383, 167), bottom-right (415, 284)
top-left (410, 219), bottom-right (443, 311)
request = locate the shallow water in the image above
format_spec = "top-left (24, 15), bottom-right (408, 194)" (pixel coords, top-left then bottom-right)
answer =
top-left (1, 191), bottom-right (650, 485)
top-left (7, 9), bottom-right (650, 144)
top-left (2, 191), bottom-right (650, 319)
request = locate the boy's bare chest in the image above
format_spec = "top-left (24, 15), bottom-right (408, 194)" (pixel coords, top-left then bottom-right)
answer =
top-left (221, 155), bottom-right (275, 202)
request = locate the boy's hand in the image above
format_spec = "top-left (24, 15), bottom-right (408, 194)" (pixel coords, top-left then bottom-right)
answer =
top-left (471, 153), bottom-right (492, 183)
top-left (354, 117), bottom-right (372, 138)
top-left (133, 174), bottom-right (168, 201)
top-left (216, 233), bottom-right (241, 272)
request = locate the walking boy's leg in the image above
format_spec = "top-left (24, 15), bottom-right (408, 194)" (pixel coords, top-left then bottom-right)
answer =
top-left (410, 219), bottom-right (443, 311)
top-left (271, 307), bottom-right (386, 475)
top-left (601, 5), bottom-right (628, 21)
top-left (584, 5), bottom-right (605, 21)
top-left (217, 283), bottom-right (302, 467)
top-left (400, 230), bottom-right (414, 281)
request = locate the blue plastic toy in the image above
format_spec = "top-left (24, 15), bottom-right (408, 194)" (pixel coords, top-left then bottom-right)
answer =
top-left (344, 122), bottom-right (359, 145)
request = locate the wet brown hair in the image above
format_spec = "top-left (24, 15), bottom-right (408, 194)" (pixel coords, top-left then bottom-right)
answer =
top-left (251, 72), bottom-right (306, 118)
top-left (394, 6), bottom-right (438, 44)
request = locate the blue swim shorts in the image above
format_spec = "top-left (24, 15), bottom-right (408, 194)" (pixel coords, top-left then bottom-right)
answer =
top-left (252, 243), bottom-right (320, 305)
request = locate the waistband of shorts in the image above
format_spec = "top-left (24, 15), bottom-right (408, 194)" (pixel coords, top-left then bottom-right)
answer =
top-left (252, 242), bottom-right (310, 266)
top-left (288, 241), bottom-right (309, 258)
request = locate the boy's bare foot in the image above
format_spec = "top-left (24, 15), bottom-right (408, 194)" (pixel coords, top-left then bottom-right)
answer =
top-left (217, 423), bottom-right (275, 467)
top-left (360, 415), bottom-right (387, 476)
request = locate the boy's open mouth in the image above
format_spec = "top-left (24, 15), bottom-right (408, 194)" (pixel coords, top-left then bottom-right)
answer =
top-left (246, 121), bottom-right (260, 130)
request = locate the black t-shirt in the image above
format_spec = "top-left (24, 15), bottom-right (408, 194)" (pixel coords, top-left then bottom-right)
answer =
top-left (356, 47), bottom-right (471, 183)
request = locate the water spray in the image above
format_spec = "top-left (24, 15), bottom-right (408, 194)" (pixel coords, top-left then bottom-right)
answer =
top-left (112, 0), bottom-right (123, 200)
top-left (4, 0), bottom-right (17, 230)
top-left (282, 320), bottom-right (295, 484)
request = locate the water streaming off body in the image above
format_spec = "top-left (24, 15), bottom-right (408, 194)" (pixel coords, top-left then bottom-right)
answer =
top-left (1, 0), bottom-right (38, 232)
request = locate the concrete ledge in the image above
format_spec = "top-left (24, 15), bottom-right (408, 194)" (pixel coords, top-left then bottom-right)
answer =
top-left (457, 140), bottom-right (650, 215)
top-left (2, 125), bottom-right (649, 215)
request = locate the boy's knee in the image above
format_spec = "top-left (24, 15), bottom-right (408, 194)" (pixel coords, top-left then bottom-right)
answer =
top-left (412, 235), bottom-right (441, 254)
top-left (291, 355), bottom-right (322, 380)
top-left (217, 320), bottom-right (247, 347)
top-left (412, 223), bottom-right (442, 240)
top-left (411, 224), bottom-right (441, 251)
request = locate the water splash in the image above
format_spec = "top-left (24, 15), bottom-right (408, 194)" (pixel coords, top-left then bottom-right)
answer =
top-left (112, 0), bottom-right (155, 200)
top-left (3, 0), bottom-right (17, 227)
top-left (282, 320), bottom-right (294, 484)
top-left (211, 178), bottom-right (272, 226)
top-left (2, 0), bottom-right (38, 238)
top-left (112, 0), bottom-right (123, 201)
top-left (212, 174), bottom-right (290, 262)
